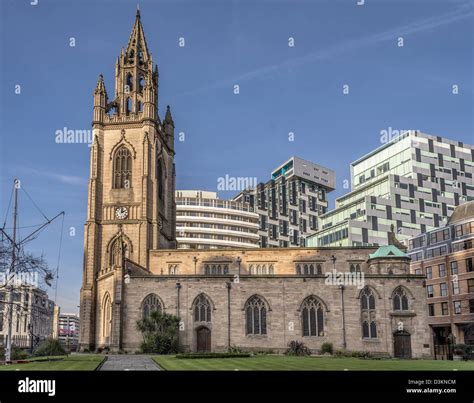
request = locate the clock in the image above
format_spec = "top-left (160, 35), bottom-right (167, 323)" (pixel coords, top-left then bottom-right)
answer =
top-left (115, 206), bottom-right (128, 220)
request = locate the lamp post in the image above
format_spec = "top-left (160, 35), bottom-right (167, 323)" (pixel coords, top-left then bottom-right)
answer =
top-left (226, 282), bottom-right (232, 350)
top-left (193, 256), bottom-right (198, 275)
top-left (340, 284), bottom-right (346, 350)
top-left (331, 254), bottom-right (347, 350)
top-left (236, 256), bottom-right (241, 276)
top-left (176, 282), bottom-right (182, 350)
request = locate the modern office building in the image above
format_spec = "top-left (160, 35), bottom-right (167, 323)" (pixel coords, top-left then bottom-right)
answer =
top-left (308, 131), bottom-right (474, 248)
top-left (407, 201), bottom-right (474, 358)
top-left (0, 286), bottom-right (55, 349)
top-left (175, 190), bottom-right (259, 249)
top-left (58, 313), bottom-right (80, 350)
top-left (233, 156), bottom-right (336, 247)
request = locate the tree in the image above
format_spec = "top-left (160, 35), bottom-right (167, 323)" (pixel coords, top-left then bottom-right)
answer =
top-left (136, 311), bottom-right (180, 354)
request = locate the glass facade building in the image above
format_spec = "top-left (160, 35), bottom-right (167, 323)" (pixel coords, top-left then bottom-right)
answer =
top-left (308, 131), bottom-right (474, 247)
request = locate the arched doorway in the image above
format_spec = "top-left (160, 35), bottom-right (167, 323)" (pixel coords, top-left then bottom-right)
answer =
top-left (393, 330), bottom-right (412, 358)
top-left (196, 326), bottom-right (211, 352)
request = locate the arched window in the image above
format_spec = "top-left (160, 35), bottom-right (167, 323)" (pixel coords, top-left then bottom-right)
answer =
top-left (350, 264), bottom-right (355, 273)
top-left (142, 294), bottom-right (163, 318)
top-left (109, 238), bottom-right (129, 267)
top-left (356, 264), bottom-right (361, 273)
top-left (393, 287), bottom-right (409, 311)
top-left (245, 296), bottom-right (267, 335)
top-left (137, 101), bottom-right (143, 112)
top-left (269, 264), bottom-right (274, 275)
top-left (223, 264), bottom-right (229, 274)
top-left (102, 293), bottom-right (112, 339)
top-left (138, 75), bottom-right (145, 93)
top-left (249, 264), bottom-right (254, 275)
top-left (296, 264), bottom-right (301, 275)
top-left (256, 265), bottom-right (261, 275)
top-left (361, 287), bottom-right (377, 339)
top-left (211, 265), bottom-right (217, 275)
top-left (126, 73), bottom-right (133, 92)
top-left (126, 97), bottom-right (132, 115)
top-left (194, 294), bottom-right (211, 322)
top-left (168, 264), bottom-right (179, 275)
top-left (301, 296), bottom-right (324, 337)
top-left (113, 146), bottom-right (132, 189)
top-left (157, 159), bottom-right (164, 200)
top-left (316, 264), bottom-right (322, 275)
top-left (204, 265), bottom-right (210, 275)
top-left (304, 264), bottom-right (309, 275)
top-left (309, 264), bottom-right (314, 275)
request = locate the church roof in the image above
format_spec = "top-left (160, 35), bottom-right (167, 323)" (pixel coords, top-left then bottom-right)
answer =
top-left (447, 201), bottom-right (474, 224)
top-left (368, 245), bottom-right (408, 260)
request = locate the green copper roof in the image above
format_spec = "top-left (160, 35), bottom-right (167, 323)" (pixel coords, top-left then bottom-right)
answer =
top-left (368, 245), bottom-right (408, 259)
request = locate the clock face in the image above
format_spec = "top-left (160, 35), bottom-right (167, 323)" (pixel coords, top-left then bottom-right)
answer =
top-left (115, 206), bottom-right (128, 220)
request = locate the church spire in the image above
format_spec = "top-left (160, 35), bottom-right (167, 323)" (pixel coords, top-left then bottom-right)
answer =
top-left (125, 5), bottom-right (151, 66)
top-left (93, 74), bottom-right (108, 125)
top-left (94, 74), bottom-right (107, 95)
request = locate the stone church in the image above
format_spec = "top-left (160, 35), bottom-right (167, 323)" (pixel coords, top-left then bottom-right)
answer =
top-left (79, 10), bottom-right (431, 358)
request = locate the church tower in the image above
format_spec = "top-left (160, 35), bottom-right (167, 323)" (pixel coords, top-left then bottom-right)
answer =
top-left (80, 9), bottom-right (176, 351)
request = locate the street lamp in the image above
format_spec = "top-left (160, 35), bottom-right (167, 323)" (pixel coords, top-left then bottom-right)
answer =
top-left (236, 256), bottom-right (241, 276)
top-left (193, 256), bottom-right (198, 275)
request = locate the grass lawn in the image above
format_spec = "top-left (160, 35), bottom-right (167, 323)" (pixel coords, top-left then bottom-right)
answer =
top-left (153, 355), bottom-right (474, 371)
top-left (0, 354), bottom-right (105, 371)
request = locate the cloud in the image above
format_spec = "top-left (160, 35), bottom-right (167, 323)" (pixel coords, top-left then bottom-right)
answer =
top-left (177, 2), bottom-right (474, 97)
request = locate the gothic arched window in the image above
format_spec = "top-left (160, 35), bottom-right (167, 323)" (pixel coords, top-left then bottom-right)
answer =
top-left (126, 97), bottom-right (132, 115)
top-left (316, 264), bottom-right (322, 274)
top-left (296, 264), bottom-right (301, 275)
top-left (393, 287), bottom-right (409, 311)
top-left (194, 294), bottom-right (211, 322)
top-left (301, 296), bottom-right (324, 337)
top-left (126, 73), bottom-right (133, 92)
top-left (102, 293), bottom-right (112, 339)
top-left (141, 294), bottom-right (163, 318)
top-left (157, 159), bottom-right (164, 200)
top-left (361, 287), bottom-right (377, 339)
top-left (113, 146), bottom-right (132, 189)
top-left (109, 238), bottom-right (129, 267)
top-left (245, 296), bottom-right (267, 335)
top-left (204, 265), bottom-right (210, 275)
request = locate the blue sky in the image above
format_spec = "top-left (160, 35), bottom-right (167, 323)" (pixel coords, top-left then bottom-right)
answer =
top-left (0, 0), bottom-right (473, 313)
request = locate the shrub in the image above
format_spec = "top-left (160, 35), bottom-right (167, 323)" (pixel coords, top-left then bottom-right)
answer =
top-left (33, 338), bottom-right (67, 357)
top-left (176, 352), bottom-right (251, 359)
top-left (136, 311), bottom-right (180, 354)
top-left (12, 347), bottom-right (30, 360)
top-left (320, 342), bottom-right (333, 355)
top-left (351, 351), bottom-right (371, 359)
top-left (286, 340), bottom-right (311, 356)
top-left (0, 346), bottom-right (29, 361)
top-left (453, 344), bottom-right (472, 361)
top-left (228, 345), bottom-right (243, 354)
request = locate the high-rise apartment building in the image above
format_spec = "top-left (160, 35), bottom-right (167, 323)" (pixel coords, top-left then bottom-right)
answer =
top-left (58, 313), bottom-right (80, 350)
top-left (234, 156), bottom-right (335, 247)
top-left (176, 190), bottom-right (259, 249)
top-left (308, 131), bottom-right (474, 247)
top-left (407, 201), bottom-right (474, 357)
